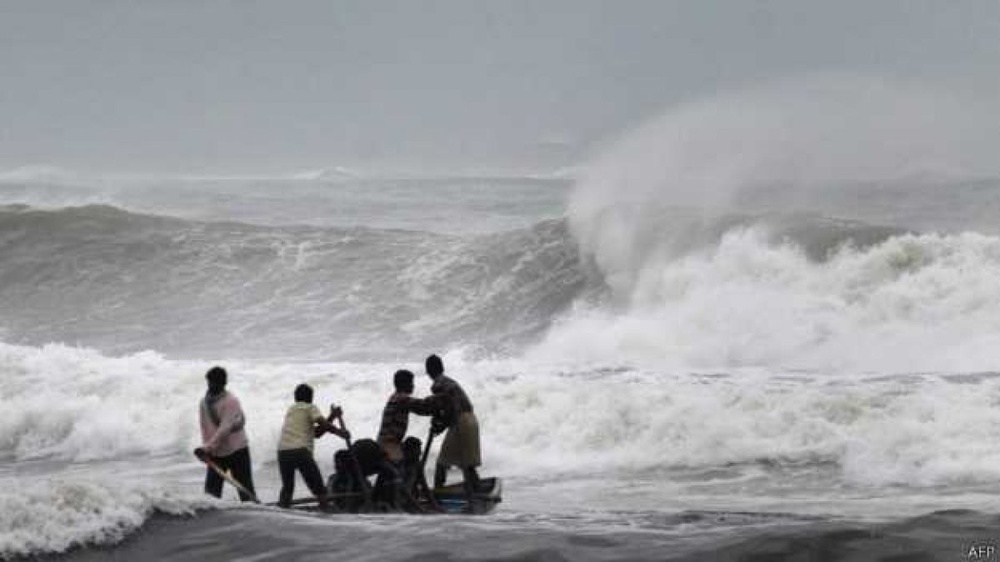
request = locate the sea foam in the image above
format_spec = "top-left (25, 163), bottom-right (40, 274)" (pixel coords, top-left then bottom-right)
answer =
top-left (0, 476), bottom-right (210, 558)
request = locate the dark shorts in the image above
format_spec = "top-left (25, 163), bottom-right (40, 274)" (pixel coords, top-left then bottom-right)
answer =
top-left (204, 447), bottom-right (256, 502)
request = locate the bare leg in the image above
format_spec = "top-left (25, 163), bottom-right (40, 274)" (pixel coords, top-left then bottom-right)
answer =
top-left (461, 467), bottom-right (480, 506)
top-left (434, 463), bottom-right (448, 488)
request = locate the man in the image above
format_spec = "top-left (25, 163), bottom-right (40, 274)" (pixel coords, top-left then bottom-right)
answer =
top-left (276, 383), bottom-right (349, 508)
top-left (424, 354), bottom-right (481, 504)
top-left (196, 366), bottom-right (256, 501)
top-left (377, 369), bottom-right (436, 463)
top-left (375, 369), bottom-right (438, 511)
top-left (328, 438), bottom-right (386, 512)
top-left (401, 435), bottom-right (439, 513)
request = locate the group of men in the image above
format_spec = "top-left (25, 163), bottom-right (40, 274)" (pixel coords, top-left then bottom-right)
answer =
top-left (194, 354), bottom-right (483, 512)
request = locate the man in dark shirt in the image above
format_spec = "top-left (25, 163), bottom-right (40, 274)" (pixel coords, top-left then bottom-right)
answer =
top-left (377, 369), bottom-right (436, 462)
top-left (425, 354), bottom-right (482, 504)
top-left (374, 369), bottom-right (440, 510)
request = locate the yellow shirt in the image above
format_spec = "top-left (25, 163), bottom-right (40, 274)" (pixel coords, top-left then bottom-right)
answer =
top-left (278, 403), bottom-right (323, 451)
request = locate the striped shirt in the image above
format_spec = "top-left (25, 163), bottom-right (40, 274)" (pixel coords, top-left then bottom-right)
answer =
top-left (377, 392), bottom-right (436, 446)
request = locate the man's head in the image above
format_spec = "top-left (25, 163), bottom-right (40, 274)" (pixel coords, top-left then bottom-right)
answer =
top-left (206, 366), bottom-right (227, 394)
top-left (393, 369), bottom-right (415, 394)
top-left (294, 383), bottom-right (314, 403)
top-left (425, 354), bottom-right (444, 378)
top-left (402, 436), bottom-right (422, 465)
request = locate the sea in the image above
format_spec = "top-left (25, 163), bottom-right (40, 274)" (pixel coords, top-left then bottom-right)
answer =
top-left (3, 162), bottom-right (1000, 561)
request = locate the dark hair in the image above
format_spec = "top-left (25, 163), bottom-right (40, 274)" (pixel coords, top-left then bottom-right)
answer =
top-left (425, 354), bottom-right (444, 377)
top-left (206, 366), bottom-right (227, 387)
top-left (394, 369), bottom-right (414, 391)
top-left (294, 383), bottom-right (314, 403)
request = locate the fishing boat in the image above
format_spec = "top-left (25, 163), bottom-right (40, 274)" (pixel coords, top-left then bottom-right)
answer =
top-left (274, 477), bottom-right (502, 515)
top-left (428, 477), bottom-right (503, 514)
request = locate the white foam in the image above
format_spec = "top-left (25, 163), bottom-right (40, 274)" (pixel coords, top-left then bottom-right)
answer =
top-left (535, 228), bottom-right (1000, 374)
top-left (0, 343), bottom-right (406, 553)
top-left (6, 340), bottom-right (1000, 485)
top-left (5, 338), bottom-right (1000, 548)
top-left (0, 342), bottom-right (407, 463)
top-left (449, 356), bottom-right (1000, 490)
top-left (0, 476), bottom-right (209, 558)
top-left (553, 74), bottom-right (1000, 374)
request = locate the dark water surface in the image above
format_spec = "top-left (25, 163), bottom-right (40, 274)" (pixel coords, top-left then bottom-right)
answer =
top-left (49, 508), bottom-right (1000, 562)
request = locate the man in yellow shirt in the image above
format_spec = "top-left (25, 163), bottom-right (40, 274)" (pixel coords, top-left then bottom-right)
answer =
top-left (277, 383), bottom-right (349, 508)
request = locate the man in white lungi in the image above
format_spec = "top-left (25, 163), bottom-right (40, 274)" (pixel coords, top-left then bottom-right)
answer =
top-left (425, 354), bottom-right (481, 504)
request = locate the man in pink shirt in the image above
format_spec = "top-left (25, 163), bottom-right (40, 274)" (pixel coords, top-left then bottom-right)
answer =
top-left (196, 366), bottom-right (256, 501)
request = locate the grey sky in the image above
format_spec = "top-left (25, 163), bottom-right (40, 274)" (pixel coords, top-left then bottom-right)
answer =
top-left (1, 1), bottom-right (997, 173)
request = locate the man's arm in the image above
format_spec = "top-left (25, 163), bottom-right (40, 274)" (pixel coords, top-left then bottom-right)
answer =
top-left (409, 395), bottom-right (451, 436)
top-left (403, 395), bottom-right (439, 417)
top-left (315, 405), bottom-right (350, 440)
top-left (405, 395), bottom-right (451, 434)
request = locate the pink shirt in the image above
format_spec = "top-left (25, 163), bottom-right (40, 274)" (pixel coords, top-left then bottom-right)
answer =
top-left (199, 391), bottom-right (249, 457)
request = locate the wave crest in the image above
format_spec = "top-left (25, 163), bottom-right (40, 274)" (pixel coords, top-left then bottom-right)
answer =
top-left (0, 477), bottom-right (208, 558)
top-left (0, 206), bottom-right (585, 358)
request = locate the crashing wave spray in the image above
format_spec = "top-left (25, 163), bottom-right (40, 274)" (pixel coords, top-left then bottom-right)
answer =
top-left (537, 75), bottom-right (1000, 372)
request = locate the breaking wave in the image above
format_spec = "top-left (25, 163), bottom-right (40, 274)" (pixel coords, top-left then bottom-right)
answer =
top-left (0, 476), bottom-right (208, 558)
top-left (534, 226), bottom-right (1000, 373)
top-left (537, 75), bottom-right (1000, 374)
top-left (4, 201), bottom-right (1000, 372)
top-left (0, 204), bottom-right (582, 359)
top-left (3, 341), bottom-right (1000, 493)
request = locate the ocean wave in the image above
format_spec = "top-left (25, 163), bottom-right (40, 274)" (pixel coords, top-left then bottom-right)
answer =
top-left (0, 340), bottom-right (413, 464)
top-left (4, 203), bottom-right (1000, 367)
top-left (0, 205), bottom-right (583, 359)
top-left (554, 76), bottom-right (1000, 373)
top-left (4, 341), bottom-right (1000, 492)
top-left (0, 165), bottom-right (92, 185)
top-left (289, 166), bottom-right (362, 181)
top-left (0, 342), bottom-right (208, 461)
top-left (535, 226), bottom-right (1000, 373)
top-left (473, 362), bottom-right (1000, 488)
top-left (0, 477), bottom-right (209, 558)
top-left (3, 340), bottom-right (1000, 555)
top-left (0, 174), bottom-right (572, 236)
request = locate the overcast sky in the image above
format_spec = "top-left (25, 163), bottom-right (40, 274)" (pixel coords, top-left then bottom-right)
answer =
top-left (1, 1), bottom-right (997, 174)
